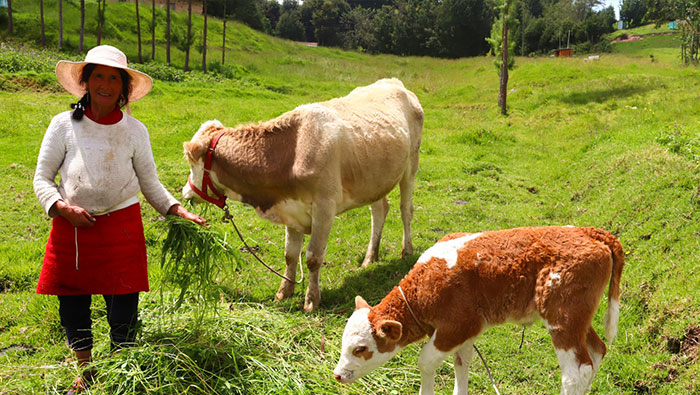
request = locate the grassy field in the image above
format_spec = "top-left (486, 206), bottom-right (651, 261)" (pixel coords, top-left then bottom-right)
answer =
top-left (1, 4), bottom-right (700, 393)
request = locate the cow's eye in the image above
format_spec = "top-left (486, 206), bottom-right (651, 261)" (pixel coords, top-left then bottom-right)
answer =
top-left (353, 346), bottom-right (367, 355)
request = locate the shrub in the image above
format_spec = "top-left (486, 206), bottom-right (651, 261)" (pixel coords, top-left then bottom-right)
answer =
top-left (132, 62), bottom-right (186, 82)
top-left (207, 61), bottom-right (250, 80)
top-left (0, 45), bottom-right (58, 73)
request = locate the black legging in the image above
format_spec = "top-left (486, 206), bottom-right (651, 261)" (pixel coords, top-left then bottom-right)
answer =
top-left (58, 293), bottom-right (139, 351)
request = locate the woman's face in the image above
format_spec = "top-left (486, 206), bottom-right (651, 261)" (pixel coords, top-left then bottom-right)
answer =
top-left (87, 65), bottom-right (123, 113)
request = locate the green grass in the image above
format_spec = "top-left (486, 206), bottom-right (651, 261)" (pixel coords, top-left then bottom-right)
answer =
top-left (608, 23), bottom-right (683, 63)
top-left (2, 7), bottom-right (700, 395)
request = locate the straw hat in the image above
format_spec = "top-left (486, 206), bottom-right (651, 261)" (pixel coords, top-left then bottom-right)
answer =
top-left (55, 45), bottom-right (153, 102)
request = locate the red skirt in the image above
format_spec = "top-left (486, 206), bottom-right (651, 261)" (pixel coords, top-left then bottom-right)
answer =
top-left (37, 203), bottom-right (149, 295)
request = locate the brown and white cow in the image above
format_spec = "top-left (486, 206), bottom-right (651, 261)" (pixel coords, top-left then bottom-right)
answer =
top-left (334, 226), bottom-right (624, 395)
top-left (182, 78), bottom-right (424, 312)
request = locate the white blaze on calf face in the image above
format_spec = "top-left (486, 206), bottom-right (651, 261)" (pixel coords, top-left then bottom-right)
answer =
top-left (333, 308), bottom-right (401, 383)
top-left (416, 233), bottom-right (482, 268)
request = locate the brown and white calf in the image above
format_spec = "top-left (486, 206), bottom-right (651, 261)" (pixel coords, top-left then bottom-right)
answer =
top-left (334, 226), bottom-right (624, 395)
top-left (182, 78), bottom-right (423, 311)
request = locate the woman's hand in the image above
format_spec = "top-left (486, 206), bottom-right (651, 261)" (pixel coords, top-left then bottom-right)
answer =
top-left (52, 200), bottom-right (96, 227)
top-left (168, 204), bottom-right (207, 226)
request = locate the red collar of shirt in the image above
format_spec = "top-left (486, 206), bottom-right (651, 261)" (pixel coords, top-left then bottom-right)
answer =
top-left (85, 106), bottom-right (124, 125)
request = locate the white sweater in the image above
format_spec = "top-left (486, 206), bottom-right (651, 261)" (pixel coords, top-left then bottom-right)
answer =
top-left (34, 111), bottom-right (179, 217)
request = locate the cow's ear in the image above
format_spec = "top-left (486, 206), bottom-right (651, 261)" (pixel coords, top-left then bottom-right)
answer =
top-left (183, 141), bottom-right (207, 164)
top-left (377, 320), bottom-right (402, 342)
top-left (355, 296), bottom-right (371, 310)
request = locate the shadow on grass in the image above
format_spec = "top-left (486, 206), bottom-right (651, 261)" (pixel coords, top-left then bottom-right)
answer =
top-left (320, 253), bottom-right (420, 314)
top-left (555, 84), bottom-right (652, 105)
top-left (211, 251), bottom-right (421, 316)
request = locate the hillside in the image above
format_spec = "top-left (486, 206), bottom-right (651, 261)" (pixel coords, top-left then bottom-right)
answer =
top-left (1, 5), bottom-right (700, 395)
top-left (608, 23), bottom-right (682, 63)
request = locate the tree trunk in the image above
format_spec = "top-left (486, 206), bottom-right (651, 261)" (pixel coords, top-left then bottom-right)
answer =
top-left (96, 0), bottom-right (103, 46)
top-left (498, 8), bottom-right (509, 116)
top-left (40, 0), bottom-right (46, 47)
top-left (166, 0), bottom-right (171, 65)
top-left (151, 0), bottom-right (156, 61)
top-left (136, 0), bottom-right (142, 63)
top-left (7, 0), bottom-right (12, 34)
top-left (202, 0), bottom-right (207, 73)
top-left (222, 0), bottom-right (226, 65)
top-left (58, 0), bottom-right (63, 48)
top-left (79, 0), bottom-right (85, 52)
top-left (185, 0), bottom-right (192, 71)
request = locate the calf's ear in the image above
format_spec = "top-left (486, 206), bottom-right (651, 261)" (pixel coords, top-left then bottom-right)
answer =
top-left (377, 320), bottom-right (402, 342)
top-left (355, 296), bottom-right (371, 310)
top-left (183, 141), bottom-right (207, 164)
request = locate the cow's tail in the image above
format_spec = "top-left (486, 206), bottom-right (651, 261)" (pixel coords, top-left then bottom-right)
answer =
top-left (582, 227), bottom-right (625, 343)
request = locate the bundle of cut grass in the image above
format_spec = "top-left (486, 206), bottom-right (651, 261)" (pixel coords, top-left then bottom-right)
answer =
top-left (158, 215), bottom-right (242, 313)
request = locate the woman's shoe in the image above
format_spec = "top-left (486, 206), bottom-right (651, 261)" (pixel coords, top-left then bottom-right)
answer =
top-left (65, 369), bottom-right (96, 395)
top-left (65, 376), bottom-right (87, 395)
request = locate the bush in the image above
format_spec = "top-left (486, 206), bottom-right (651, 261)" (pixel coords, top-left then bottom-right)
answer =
top-left (132, 62), bottom-right (186, 82)
top-left (206, 61), bottom-right (250, 80)
top-left (0, 45), bottom-right (59, 73)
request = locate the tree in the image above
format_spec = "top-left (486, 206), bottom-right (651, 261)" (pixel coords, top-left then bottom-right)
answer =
top-left (300, 0), bottom-right (323, 42)
top-left (276, 10), bottom-right (306, 41)
top-left (58, 0), bottom-right (63, 48)
top-left (7, 0), bottom-right (12, 34)
top-left (487, 0), bottom-right (518, 115)
top-left (151, 0), bottom-right (156, 61)
top-left (135, 0), bottom-right (143, 62)
top-left (166, 0), bottom-right (171, 64)
top-left (40, 0), bottom-right (46, 47)
top-left (259, 0), bottom-right (282, 34)
top-left (621, 0), bottom-right (649, 27)
top-left (80, 0), bottom-right (85, 52)
top-left (340, 7), bottom-right (374, 50)
top-left (437, 0), bottom-right (495, 57)
top-left (390, 0), bottom-right (442, 56)
top-left (203, 0), bottom-right (208, 73)
top-left (185, 0), bottom-right (193, 71)
top-left (312, 0), bottom-right (350, 47)
top-left (222, 0), bottom-right (227, 64)
top-left (647, 0), bottom-right (700, 64)
top-left (96, 0), bottom-right (106, 46)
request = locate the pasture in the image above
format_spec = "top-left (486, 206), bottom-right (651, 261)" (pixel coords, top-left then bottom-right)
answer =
top-left (1, 19), bottom-right (700, 395)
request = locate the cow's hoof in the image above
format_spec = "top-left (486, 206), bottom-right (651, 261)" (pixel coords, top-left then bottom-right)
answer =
top-left (275, 282), bottom-right (295, 301)
top-left (401, 247), bottom-right (413, 259)
top-left (360, 258), bottom-right (373, 268)
top-left (304, 291), bottom-right (321, 312)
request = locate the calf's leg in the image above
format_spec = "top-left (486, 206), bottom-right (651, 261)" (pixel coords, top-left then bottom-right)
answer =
top-left (303, 199), bottom-right (336, 312)
top-left (361, 197), bottom-right (389, 268)
top-left (550, 330), bottom-right (595, 395)
top-left (399, 167), bottom-right (416, 259)
top-left (275, 227), bottom-right (304, 301)
top-left (418, 334), bottom-right (450, 395)
top-left (452, 339), bottom-right (475, 395)
top-left (585, 326), bottom-right (606, 392)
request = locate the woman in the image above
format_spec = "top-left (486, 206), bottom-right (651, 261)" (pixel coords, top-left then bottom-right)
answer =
top-left (33, 45), bottom-right (205, 394)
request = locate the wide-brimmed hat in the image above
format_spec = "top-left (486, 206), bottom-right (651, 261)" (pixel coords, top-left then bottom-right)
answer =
top-left (55, 45), bottom-right (153, 102)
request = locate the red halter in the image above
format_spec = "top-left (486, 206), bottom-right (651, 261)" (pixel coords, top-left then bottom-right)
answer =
top-left (187, 131), bottom-right (227, 208)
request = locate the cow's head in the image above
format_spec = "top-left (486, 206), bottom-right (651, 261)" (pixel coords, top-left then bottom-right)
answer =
top-left (181, 120), bottom-right (229, 204)
top-left (333, 296), bottom-right (404, 384)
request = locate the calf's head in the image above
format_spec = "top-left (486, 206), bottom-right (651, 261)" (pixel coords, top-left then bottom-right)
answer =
top-left (181, 120), bottom-right (225, 203)
top-left (333, 296), bottom-right (404, 384)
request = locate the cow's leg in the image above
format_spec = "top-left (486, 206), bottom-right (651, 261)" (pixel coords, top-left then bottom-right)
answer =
top-left (303, 199), bottom-right (336, 312)
top-left (452, 339), bottom-right (475, 395)
top-left (398, 167), bottom-right (416, 259)
top-left (361, 197), bottom-right (389, 268)
top-left (417, 334), bottom-right (449, 395)
top-left (585, 326), bottom-right (606, 391)
top-left (550, 329), bottom-right (595, 395)
top-left (275, 226), bottom-right (304, 301)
